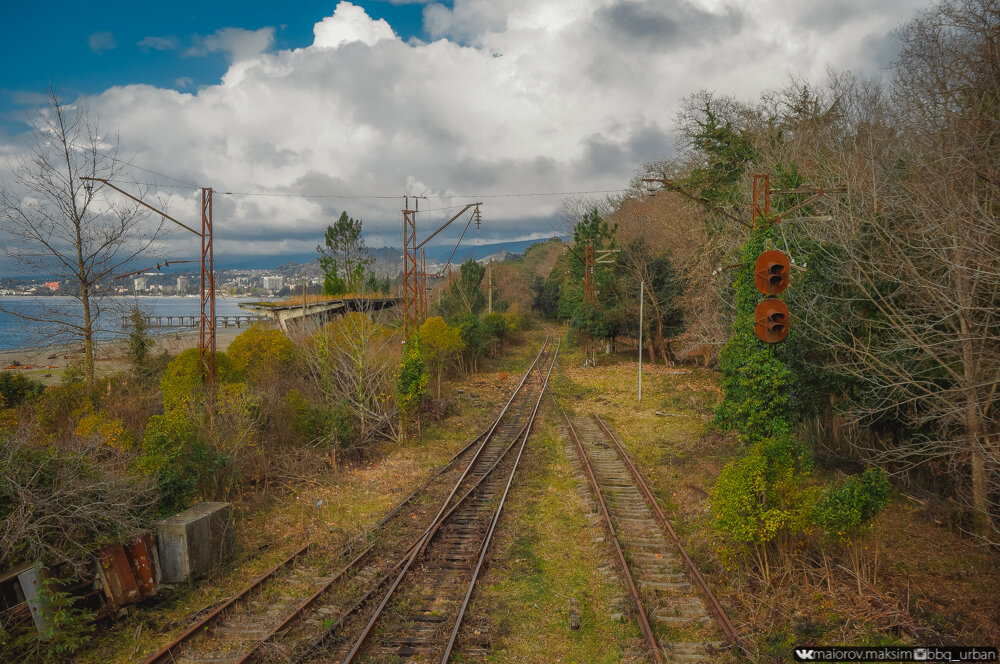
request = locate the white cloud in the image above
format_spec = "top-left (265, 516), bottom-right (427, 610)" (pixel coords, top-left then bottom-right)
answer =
top-left (184, 27), bottom-right (275, 62)
top-left (88, 31), bottom-right (117, 53)
top-left (174, 77), bottom-right (194, 88)
top-left (6, 0), bottom-right (934, 263)
top-left (313, 2), bottom-right (396, 49)
top-left (137, 35), bottom-right (179, 52)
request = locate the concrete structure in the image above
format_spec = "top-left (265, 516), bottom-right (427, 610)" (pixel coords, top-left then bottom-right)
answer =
top-left (133, 276), bottom-right (148, 291)
top-left (155, 502), bottom-right (233, 583)
top-left (176, 276), bottom-right (190, 294)
top-left (239, 296), bottom-right (401, 332)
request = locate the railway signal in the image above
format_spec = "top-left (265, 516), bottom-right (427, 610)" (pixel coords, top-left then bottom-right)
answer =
top-left (754, 298), bottom-right (790, 343)
top-left (753, 248), bottom-right (791, 343)
top-left (754, 249), bottom-right (790, 295)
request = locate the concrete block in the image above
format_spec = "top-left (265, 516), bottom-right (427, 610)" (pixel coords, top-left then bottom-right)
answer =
top-left (156, 502), bottom-right (233, 583)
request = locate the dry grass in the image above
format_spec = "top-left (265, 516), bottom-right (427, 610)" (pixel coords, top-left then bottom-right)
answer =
top-left (80, 337), bottom-right (539, 663)
top-left (464, 411), bottom-right (643, 663)
top-left (553, 344), bottom-right (1000, 660)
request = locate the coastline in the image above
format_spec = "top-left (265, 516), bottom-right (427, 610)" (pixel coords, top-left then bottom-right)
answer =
top-left (0, 326), bottom-right (248, 385)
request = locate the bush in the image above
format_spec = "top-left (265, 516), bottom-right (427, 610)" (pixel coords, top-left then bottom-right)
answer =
top-left (812, 467), bottom-right (890, 542)
top-left (227, 324), bottom-right (296, 383)
top-left (33, 382), bottom-right (91, 442)
top-left (74, 412), bottom-right (133, 451)
top-left (161, 348), bottom-right (236, 411)
top-left (711, 435), bottom-right (814, 582)
top-left (1, 577), bottom-right (95, 661)
top-left (139, 409), bottom-right (226, 514)
top-left (0, 434), bottom-right (153, 570)
top-left (395, 335), bottom-right (427, 441)
top-left (0, 372), bottom-right (44, 409)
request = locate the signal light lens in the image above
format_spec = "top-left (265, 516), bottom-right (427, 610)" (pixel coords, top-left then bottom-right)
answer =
top-left (754, 250), bottom-right (790, 295)
top-left (755, 298), bottom-right (790, 343)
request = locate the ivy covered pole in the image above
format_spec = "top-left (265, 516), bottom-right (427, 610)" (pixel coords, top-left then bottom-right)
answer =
top-left (638, 280), bottom-right (644, 402)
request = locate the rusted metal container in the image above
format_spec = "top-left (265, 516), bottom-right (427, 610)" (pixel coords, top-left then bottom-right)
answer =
top-left (126, 532), bottom-right (159, 598)
top-left (96, 544), bottom-right (142, 609)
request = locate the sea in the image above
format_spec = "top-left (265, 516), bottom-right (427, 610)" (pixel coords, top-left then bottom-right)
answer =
top-left (0, 295), bottom-right (257, 351)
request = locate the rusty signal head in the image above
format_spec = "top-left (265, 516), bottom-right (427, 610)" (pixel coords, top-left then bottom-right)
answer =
top-left (754, 250), bottom-right (790, 295)
top-left (754, 298), bottom-right (790, 343)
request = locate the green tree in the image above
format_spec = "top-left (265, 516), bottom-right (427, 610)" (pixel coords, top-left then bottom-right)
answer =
top-left (418, 317), bottom-right (465, 398)
top-left (439, 260), bottom-right (486, 321)
top-left (559, 209), bottom-right (622, 352)
top-left (318, 211), bottom-right (372, 295)
top-left (126, 308), bottom-right (153, 377)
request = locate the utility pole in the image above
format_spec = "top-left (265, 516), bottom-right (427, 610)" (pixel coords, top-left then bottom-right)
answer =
top-left (638, 280), bottom-right (644, 401)
top-left (402, 201), bottom-right (482, 336)
top-left (401, 195), bottom-right (425, 338)
top-left (487, 258), bottom-right (493, 314)
top-left (82, 177), bottom-right (217, 396)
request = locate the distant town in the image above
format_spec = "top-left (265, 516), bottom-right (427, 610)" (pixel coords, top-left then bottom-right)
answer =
top-left (0, 246), bottom-right (523, 298)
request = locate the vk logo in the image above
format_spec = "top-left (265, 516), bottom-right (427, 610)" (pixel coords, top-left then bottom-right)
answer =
top-left (795, 649), bottom-right (816, 661)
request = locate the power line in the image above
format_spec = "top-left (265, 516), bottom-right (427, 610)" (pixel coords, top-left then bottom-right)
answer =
top-left (218, 188), bottom-right (629, 200)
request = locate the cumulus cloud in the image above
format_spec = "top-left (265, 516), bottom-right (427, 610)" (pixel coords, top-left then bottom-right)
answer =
top-left (313, 2), bottom-right (396, 48)
top-left (184, 27), bottom-right (275, 62)
top-left (4, 0), bottom-right (934, 264)
top-left (88, 31), bottom-right (117, 53)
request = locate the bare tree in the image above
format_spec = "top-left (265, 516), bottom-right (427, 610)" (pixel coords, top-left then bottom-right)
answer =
top-left (0, 89), bottom-right (165, 387)
top-left (791, 0), bottom-right (1000, 535)
top-left (302, 310), bottom-right (399, 458)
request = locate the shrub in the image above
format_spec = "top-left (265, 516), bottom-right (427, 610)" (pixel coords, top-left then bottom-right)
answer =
top-left (418, 317), bottom-right (464, 397)
top-left (126, 308), bottom-right (153, 378)
top-left (161, 348), bottom-right (236, 411)
top-left (227, 324), bottom-right (296, 383)
top-left (74, 412), bottom-right (133, 451)
top-left (1, 577), bottom-right (95, 661)
top-left (711, 435), bottom-right (813, 582)
top-left (139, 409), bottom-right (226, 514)
top-left (0, 372), bottom-right (44, 409)
top-left (33, 382), bottom-right (91, 442)
top-left (395, 335), bottom-right (427, 441)
top-left (482, 312), bottom-right (508, 356)
top-left (812, 467), bottom-right (890, 542)
top-left (0, 434), bottom-right (153, 570)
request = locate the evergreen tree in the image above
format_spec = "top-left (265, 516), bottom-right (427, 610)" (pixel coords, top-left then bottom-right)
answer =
top-left (317, 212), bottom-right (372, 295)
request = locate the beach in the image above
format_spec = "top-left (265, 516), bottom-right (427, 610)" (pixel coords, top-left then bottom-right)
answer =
top-left (0, 326), bottom-right (248, 385)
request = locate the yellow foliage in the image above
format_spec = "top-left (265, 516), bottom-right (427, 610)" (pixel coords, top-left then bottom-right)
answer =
top-left (75, 412), bottom-right (134, 451)
top-left (228, 324), bottom-right (296, 383)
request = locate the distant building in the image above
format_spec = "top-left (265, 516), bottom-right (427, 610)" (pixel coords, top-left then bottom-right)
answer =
top-left (261, 275), bottom-right (283, 292)
top-left (133, 277), bottom-right (148, 291)
top-left (177, 276), bottom-right (190, 294)
top-left (44, 281), bottom-right (59, 291)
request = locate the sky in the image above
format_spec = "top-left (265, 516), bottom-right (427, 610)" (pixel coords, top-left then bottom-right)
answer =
top-left (0, 0), bottom-right (934, 273)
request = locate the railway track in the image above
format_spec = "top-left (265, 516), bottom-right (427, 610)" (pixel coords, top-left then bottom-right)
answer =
top-left (556, 404), bottom-right (743, 664)
top-left (293, 338), bottom-right (559, 663)
top-left (140, 339), bottom-right (554, 664)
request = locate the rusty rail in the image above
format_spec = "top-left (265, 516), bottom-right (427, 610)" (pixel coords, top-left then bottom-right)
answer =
top-left (441, 339), bottom-right (559, 662)
top-left (593, 414), bottom-right (744, 653)
top-left (337, 340), bottom-right (558, 663)
top-left (556, 402), bottom-right (664, 664)
top-left (138, 341), bottom-right (552, 664)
